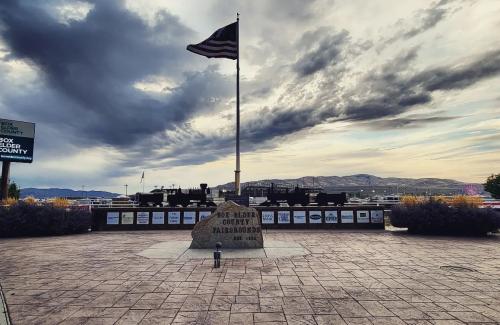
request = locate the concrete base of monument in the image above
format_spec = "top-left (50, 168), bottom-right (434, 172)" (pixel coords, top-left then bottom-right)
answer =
top-left (137, 240), bottom-right (308, 259)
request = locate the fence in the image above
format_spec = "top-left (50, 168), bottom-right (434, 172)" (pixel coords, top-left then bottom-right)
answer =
top-left (92, 206), bottom-right (386, 231)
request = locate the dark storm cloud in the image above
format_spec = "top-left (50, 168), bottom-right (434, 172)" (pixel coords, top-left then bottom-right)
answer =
top-left (340, 49), bottom-right (500, 122)
top-left (0, 0), bottom-right (233, 147)
top-left (294, 30), bottom-right (349, 77)
top-left (411, 50), bottom-right (500, 91)
top-left (383, 0), bottom-right (459, 45)
top-left (151, 47), bottom-right (500, 167)
top-left (358, 116), bottom-right (460, 130)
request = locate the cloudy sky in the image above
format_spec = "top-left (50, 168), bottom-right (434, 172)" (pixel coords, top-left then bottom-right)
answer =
top-left (0, 0), bottom-right (499, 193)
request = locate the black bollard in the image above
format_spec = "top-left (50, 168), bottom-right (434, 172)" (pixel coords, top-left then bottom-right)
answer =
top-left (213, 242), bottom-right (222, 268)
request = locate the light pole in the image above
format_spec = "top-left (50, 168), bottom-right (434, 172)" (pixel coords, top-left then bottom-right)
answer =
top-left (124, 184), bottom-right (128, 196)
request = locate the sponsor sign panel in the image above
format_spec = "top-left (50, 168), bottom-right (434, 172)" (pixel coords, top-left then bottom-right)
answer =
top-left (357, 210), bottom-right (369, 223)
top-left (152, 212), bottom-right (164, 224)
top-left (137, 211), bottom-right (149, 224)
top-left (183, 211), bottom-right (196, 224)
top-left (261, 211), bottom-right (275, 224)
top-left (121, 212), bottom-right (134, 225)
top-left (309, 211), bottom-right (322, 224)
top-left (0, 118), bottom-right (35, 163)
top-left (199, 211), bottom-right (211, 221)
top-left (168, 211), bottom-right (180, 224)
top-left (277, 211), bottom-right (290, 224)
top-left (341, 210), bottom-right (354, 223)
top-left (107, 212), bottom-right (119, 225)
top-left (371, 210), bottom-right (384, 223)
top-left (324, 210), bottom-right (338, 223)
top-left (293, 211), bottom-right (306, 224)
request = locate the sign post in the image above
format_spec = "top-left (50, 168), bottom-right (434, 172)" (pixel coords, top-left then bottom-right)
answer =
top-left (0, 118), bottom-right (36, 200)
top-left (1, 161), bottom-right (10, 200)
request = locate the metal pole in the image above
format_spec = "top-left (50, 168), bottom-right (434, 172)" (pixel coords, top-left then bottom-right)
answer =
top-left (235, 13), bottom-right (241, 196)
top-left (1, 161), bottom-right (10, 200)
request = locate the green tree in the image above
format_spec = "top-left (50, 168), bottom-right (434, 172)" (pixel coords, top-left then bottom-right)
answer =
top-left (8, 182), bottom-right (20, 199)
top-left (484, 174), bottom-right (500, 199)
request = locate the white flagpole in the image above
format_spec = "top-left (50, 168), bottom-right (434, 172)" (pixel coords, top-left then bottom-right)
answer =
top-left (235, 13), bottom-right (241, 196)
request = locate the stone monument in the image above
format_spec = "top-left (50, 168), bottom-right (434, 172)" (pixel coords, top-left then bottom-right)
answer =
top-left (190, 201), bottom-right (264, 249)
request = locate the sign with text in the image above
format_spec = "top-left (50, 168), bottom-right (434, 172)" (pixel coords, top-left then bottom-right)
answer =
top-left (107, 212), bottom-right (119, 225)
top-left (137, 211), bottom-right (149, 224)
top-left (0, 118), bottom-right (35, 163)
top-left (341, 210), bottom-right (354, 223)
top-left (309, 211), bottom-right (322, 224)
top-left (261, 211), bottom-right (274, 224)
top-left (293, 211), bottom-right (306, 224)
top-left (190, 201), bottom-right (263, 249)
top-left (357, 210), bottom-right (369, 223)
top-left (152, 212), bottom-right (164, 224)
top-left (121, 212), bottom-right (134, 224)
top-left (371, 210), bottom-right (384, 223)
top-left (325, 211), bottom-right (338, 223)
top-left (277, 211), bottom-right (290, 224)
top-left (183, 211), bottom-right (196, 224)
top-left (168, 211), bottom-right (180, 224)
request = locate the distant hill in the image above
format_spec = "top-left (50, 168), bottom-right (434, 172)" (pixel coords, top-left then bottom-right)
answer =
top-left (20, 188), bottom-right (120, 199)
top-left (216, 174), bottom-right (483, 194)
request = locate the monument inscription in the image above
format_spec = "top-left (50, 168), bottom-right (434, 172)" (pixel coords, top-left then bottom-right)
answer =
top-left (190, 201), bottom-right (264, 249)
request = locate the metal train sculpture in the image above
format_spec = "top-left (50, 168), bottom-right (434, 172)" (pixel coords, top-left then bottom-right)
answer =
top-left (137, 183), bottom-right (216, 207)
top-left (259, 183), bottom-right (347, 206)
top-left (138, 183), bottom-right (347, 207)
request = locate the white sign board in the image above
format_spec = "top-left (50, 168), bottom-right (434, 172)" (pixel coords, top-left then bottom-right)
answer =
top-left (262, 211), bottom-right (274, 224)
top-left (199, 211), bottom-right (211, 221)
top-left (371, 210), bottom-right (384, 223)
top-left (357, 210), bottom-right (369, 223)
top-left (293, 211), bottom-right (306, 224)
top-left (309, 211), bottom-right (322, 224)
top-left (183, 211), bottom-right (196, 224)
top-left (107, 212), bottom-right (119, 225)
top-left (168, 211), bottom-right (180, 224)
top-left (341, 210), bottom-right (354, 223)
top-left (278, 211), bottom-right (290, 224)
top-left (137, 211), bottom-right (149, 224)
top-left (121, 212), bottom-right (134, 225)
top-left (324, 211), bottom-right (338, 223)
top-left (152, 212), bottom-right (164, 224)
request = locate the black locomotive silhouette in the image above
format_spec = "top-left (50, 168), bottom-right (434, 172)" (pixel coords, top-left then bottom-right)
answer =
top-left (259, 183), bottom-right (347, 206)
top-left (137, 183), bottom-right (216, 207)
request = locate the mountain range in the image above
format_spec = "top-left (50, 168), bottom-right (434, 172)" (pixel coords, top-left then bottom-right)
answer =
top-left (20, 174), bottom-right (483, 198)
top-left (215, 174), bottom-right (481, 192)
top-left (20, 188), bottom-right (120, 199)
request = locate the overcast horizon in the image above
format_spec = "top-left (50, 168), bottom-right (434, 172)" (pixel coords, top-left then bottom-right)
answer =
top-left (1, 0), bottom-right (499, 194)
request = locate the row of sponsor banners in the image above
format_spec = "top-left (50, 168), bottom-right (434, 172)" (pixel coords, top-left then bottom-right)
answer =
top-left (261, 210), bottom-right (383, 224)
top-left (106, 210), bottom-right (384, 225)
top-left (106, 211), bottom-right (212, 225)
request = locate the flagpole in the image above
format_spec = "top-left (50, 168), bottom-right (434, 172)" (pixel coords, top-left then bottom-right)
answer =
top-left (234, 13), bottom-right (241, 196)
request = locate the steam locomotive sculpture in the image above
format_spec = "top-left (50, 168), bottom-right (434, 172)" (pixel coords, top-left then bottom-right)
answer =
top-left (259, 183), bottom-right (347, 206)
top-left (137, 183), bottom-right (216, 207)
top-left (315, 192), bottom-right (348, 206)
top-left (259, 184), bottom-right (309, 206)
top-left (167, 183), bottom-right (216, 207)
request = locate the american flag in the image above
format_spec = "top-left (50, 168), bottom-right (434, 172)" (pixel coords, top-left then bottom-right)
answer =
top-left (187, 22), bottom-right (237, 60)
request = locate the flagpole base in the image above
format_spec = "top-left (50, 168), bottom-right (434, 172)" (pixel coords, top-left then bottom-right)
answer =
top-left (234, 170), bottom-right (241, 196)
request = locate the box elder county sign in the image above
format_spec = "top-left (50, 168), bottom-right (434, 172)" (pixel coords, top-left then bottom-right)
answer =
top-left (0, 118), bottom-right (35, 163)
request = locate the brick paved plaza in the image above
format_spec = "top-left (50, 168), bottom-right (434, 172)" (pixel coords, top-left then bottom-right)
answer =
top-left (0, 230), bottom-right (499, 325)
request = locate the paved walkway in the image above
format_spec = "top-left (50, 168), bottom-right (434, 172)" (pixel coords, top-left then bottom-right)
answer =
top-left (0, 230), bottom-right (499, 325)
